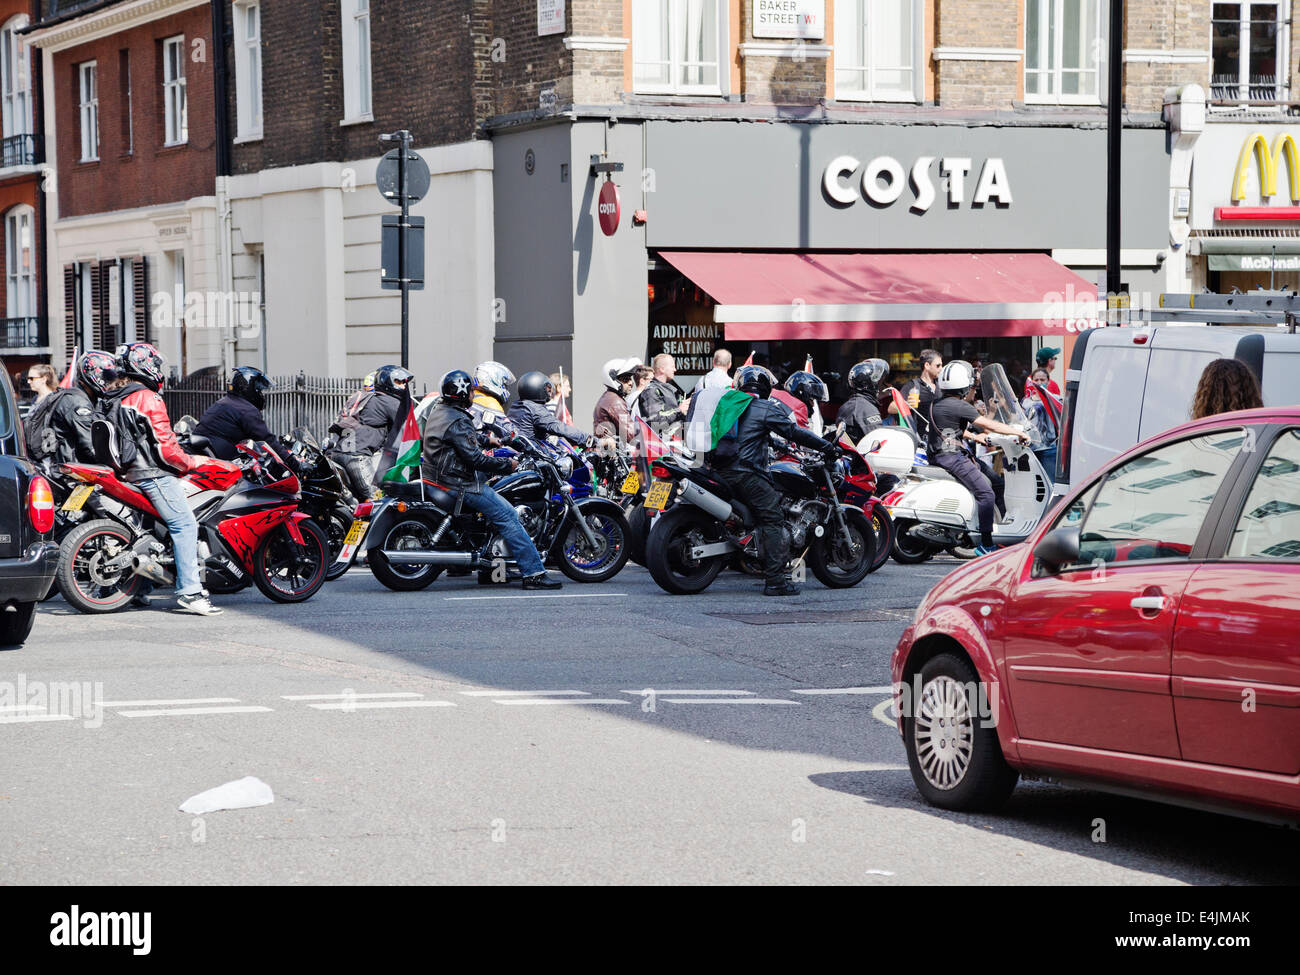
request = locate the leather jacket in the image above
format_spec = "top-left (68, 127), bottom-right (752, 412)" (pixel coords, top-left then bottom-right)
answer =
top-left (720, 396), bottom-right (831, 475)
top-left (24, 388), bottom-right (97, 466)
top-left (421, 401), bottom-right (514, 493)
top-left (507, 399), bottom-right (588, 445)
top-left (195, 394), bottom-right (273, 460)
top-left (98, 381), bottom-right (202, 483)
top-left (593, 389), bottom-right (632, 442)
top-left (837, 392), bottom-right (882, 444)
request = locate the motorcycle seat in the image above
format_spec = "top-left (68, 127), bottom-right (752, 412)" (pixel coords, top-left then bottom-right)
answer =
top-left (382, 479), bottom-right (458, 511)
top-left (916, 464), bottom-right (958, 483)
top-left (687, 468), bottom-right (734, 501)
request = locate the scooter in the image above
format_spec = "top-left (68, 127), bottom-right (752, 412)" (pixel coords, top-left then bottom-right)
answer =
top-left (875, 364), bottom-right (1053, 562)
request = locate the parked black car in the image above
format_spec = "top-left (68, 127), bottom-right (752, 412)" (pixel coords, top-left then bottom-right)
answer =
top-left (0, 359), bottom-right (59, 647)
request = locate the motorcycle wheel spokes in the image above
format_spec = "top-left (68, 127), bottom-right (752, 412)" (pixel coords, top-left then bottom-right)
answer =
top-left (69, 527), bottom-right (138, 607)
top-left (261, 526), bottom-right (324, 596)
top-left (386, 521), bottom-right (435, 579)
top-left (564, 514), bottom-right (620, 572)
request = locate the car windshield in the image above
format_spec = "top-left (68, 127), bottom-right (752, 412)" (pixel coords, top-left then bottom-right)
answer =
top-left (981, 363), bottom-right (1044, 448)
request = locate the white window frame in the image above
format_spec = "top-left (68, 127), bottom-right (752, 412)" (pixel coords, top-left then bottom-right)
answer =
top-left (832, 0), bottom-right (923, 103)
top-left (233, 0), bottom-right (263, 140)
top-left (4, 205), bottom-right (34, 320)
top-left (1024, 0), bottom-right (1107, 105)
top-left (633, 0), bottom-right (728, 97)
top-left (163, 35), bottom-right (187, 146)
top-left (1211, 1), bottom-right (1291, 107)
top-left (340, 0), bottom-right (373, 124)
top-left (1, 14), bottom-right (32, 140)
top-left (78, 61), bottom-right (98, 161)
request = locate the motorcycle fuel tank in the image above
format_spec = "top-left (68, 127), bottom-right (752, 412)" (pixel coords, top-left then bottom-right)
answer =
top-left (768, 461), bottom-right (817, 500)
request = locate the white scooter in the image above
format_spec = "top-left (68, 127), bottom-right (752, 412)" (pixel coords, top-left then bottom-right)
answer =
top-left (871, 364), bottom-right (1054, 563)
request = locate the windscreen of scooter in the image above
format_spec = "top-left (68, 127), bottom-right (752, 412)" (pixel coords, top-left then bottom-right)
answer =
top-left (979, 364), bottom-right (1044, 449)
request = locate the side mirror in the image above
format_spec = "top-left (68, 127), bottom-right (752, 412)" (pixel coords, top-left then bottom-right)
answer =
top-left (1033, 525), bottom-right (1081, 573)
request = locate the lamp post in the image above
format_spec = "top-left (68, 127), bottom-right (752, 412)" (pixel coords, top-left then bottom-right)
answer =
top-left (1106, 0), bottom-right (1125, 315)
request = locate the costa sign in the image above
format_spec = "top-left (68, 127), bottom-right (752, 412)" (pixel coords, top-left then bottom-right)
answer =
top-left (822, 155), bottom-right (1012, 212)
top-left (1216, 132), bottom-right (1300, 221)
top-left (598, 180), bottom-right (621, 236)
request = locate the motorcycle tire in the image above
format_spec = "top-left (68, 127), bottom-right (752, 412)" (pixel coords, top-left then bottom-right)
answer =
top-left (645, 506), bottom-right (727, 595)
top-left (891, 519), bottom-right (938, 565)
top-left (867, 506), bottom-right (895, 574)
top-left (368, 516), bottom-right (446, 592)
top-left (252, 518), bottom-right (330, 603)
top-left (625, 504), bottom-right (650, 567)
top-left (324, 506), bottom-right (355, 581)
top-left (808, 507), bottom-right (877, 589)
top-left (556, 506), bottom-right (631, 583)
top-left (57, 518), bottom-right (142, 614)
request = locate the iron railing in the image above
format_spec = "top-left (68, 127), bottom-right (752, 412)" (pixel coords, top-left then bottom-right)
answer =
top-left (162, 368), bottom-right (365, 442)
top-left (1, 134), bottom-right (43, 168)
top-left (1, 316), bottom-right (48, 350)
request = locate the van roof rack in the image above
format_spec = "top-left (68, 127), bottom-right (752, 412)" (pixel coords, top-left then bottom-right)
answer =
top-left (1152, 292), bottom-right (1300, 330)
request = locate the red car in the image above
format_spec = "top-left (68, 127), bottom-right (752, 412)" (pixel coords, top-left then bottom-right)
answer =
top-left (891, 407), bottom-right (1300, 823)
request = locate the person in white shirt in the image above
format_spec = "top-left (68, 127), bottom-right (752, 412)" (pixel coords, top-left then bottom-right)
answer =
top-left (694, 349), bottom-right (734, 392)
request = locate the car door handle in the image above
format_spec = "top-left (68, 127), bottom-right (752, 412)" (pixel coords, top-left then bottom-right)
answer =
top-left (1130, 596), bottom-right (1166, 612)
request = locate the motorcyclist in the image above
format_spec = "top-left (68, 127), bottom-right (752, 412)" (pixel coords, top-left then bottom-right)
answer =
top-left (194, 366), bottom-right (274, 460)
top-left (23, 355), bottom-right (100, 468)
top-left (713, 365), bottom-right (841, 597)
top-left (507, 371), bottom-right (594, 447)
top-left (838, 359), bottom-right (888, 444)
top-left (99, 342), bottom-right (223, 616)
top-left (422, 369), bottom-right (561, 590)
top-left (925, 360), bottom-right (1029, 556)
top-left (593, 358), bottom-right (639, 443)
top-left (469, 360), bottom-right (515, 437)
top-left (773, 371), bottom-right (828, 434)
top-left (330, 363), bottom-right (412, 500)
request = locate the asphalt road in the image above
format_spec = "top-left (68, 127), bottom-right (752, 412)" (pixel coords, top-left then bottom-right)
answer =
top-left (2, 556), bottom-right (1295, 885)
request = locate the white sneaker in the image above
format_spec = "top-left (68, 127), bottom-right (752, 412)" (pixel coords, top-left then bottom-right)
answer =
top-left (176, 591), bottom-right (223, 616)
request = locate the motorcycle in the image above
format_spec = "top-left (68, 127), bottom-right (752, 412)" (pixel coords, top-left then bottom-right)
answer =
top-left (642, 442), bottom-right (877, 595)
top-left (280, 426), bottom-right (357, 581)
top-left (877, 363), bottom-right (1051, 561)
top-left (55, 438), bottom-right (330, 612)
top-left (331, 436), bottom-right (632, 590)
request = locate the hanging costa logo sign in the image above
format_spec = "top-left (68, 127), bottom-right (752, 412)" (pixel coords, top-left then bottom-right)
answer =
top-left (822, 155), bottom-right (1012, 212)
top-left (598, 181), bottom-right (621, 236)
top-left (1216, 132), bottom-right (1300, 221)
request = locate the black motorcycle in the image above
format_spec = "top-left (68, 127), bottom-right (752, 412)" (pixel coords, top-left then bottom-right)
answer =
top-left (330, 437), bottom-right (631, 590)
top-left (280, 427), bottom-right (357, 581)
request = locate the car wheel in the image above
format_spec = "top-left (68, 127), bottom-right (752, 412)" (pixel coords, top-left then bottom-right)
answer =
top-left (903, 652), bottom-right (1018, 811)
top-left (0, 601), bottom-right (37, 648)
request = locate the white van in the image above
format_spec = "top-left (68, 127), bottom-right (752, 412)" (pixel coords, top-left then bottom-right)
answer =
top-left (1056, 324), bottom-right (1300, 492)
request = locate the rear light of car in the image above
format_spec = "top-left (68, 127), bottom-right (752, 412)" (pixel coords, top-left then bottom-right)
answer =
top-left (28, 476), bottom-right (55, 534)
top-left (651, 464), bottom-right (673, 479)
top-left (1133, 334), bottom-right (1148, 344)
top-left (354, 500), bottom-right (373, 518)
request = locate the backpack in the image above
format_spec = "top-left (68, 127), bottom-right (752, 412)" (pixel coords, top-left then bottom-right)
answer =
top-left (91, 397), bottom-right (141, 472)
top-left (330, 389), bottom-right (374, 436)
top-left (24, 389), bottom-right (73, 461)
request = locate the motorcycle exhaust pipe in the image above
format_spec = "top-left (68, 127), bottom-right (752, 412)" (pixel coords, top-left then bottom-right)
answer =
top-left (377, 550), bottom-right (476, 566)
top-left (130, 554), bottom-right (175, 586)
top-left (677, 479), bottom-right (733, 522)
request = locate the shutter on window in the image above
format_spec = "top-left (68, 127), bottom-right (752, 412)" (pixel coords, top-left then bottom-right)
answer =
top-left (63, 264), bottom-right (76, 365)
top-left (97, 262), bottom-right (115, 349)
top-left (134, 256), bottom-right (151, 343)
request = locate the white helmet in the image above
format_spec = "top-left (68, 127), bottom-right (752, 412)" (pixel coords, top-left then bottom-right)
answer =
top-left (602, 357), bottom-right (640, 391)
top-left (473, 360), bottom-right (515, 404)
top-left (938, 360), bottom-right (975, 392)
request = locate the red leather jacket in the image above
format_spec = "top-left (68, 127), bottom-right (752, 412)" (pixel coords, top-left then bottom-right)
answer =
top-left (101, 381), bottom-right (201, 482)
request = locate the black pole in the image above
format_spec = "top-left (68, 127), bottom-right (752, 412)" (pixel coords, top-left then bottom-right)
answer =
top-left (211, 0), bottom-right (230, 178)
top-left (1105, 0), bottom-right (1123, 301)
top-left (399, 130), bottom-right (410, 370)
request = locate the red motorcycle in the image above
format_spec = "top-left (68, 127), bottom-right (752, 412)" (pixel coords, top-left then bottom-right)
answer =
top-left (55, 441), bottom-right (329, 613)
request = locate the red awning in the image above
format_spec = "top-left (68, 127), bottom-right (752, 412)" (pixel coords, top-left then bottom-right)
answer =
top-left (657, 251), bottom-right (1100, 341)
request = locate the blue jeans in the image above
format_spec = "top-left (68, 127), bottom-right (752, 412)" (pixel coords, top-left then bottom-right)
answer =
top-left (137, 475), bottom-right (202, 596)
top-left (460, 486), bottom-right (547, 577)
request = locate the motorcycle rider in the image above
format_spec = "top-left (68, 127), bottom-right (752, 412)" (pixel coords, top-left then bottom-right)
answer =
top-left (469, 360), bottom-right (515, 436)
top-left (593, 358), bottom-right (639, 443)
top-left (422, 370), bottom-right (562, 590)
top-left (194, 366), bottom-right (274, 460)
top-left (23, 355), bottom-right (100, 468)
top-left (714, 365), bottom-right (842, 597)
top-left (99, 342), bottom-right (223, 615)
top-left (773, 371), bottom-right (828, 434)
top-left (330, 364), bottom-right (412, 501)
top-left (838, 359), bottom-right (889, 444)
top-left (507, 371), bottom-right (594, 447)
top-left (925, 360), bottom-right (1028, 556)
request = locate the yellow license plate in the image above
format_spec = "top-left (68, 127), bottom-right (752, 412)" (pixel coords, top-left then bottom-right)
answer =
top-left (620, 471), bottom-right (641, 494)
top-left (62, 484), bottom-right (94, 512)
top-left (643, 480), bottom-right (673, 511)
top-left (343, 519), bottom-right (368, 546)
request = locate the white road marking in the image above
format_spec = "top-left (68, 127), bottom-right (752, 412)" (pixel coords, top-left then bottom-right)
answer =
top-left (116, 706), bottom-right (273, 717)
top-left (620, 689), bottom-right (755, 696)
top-left (494, 698), bottom-right (630, 706)
top-left (283, 692), bottom-right (423, 701)
top-left (659, 698), bottom-right (800, 705)
top-left (98, 698), bottom-right (241, 707)
top-left (308, 700), bottom-right (455, 711)
top-left (0, 705), bottom-right (49, 712)
top-left (871, 698), bottom-right (897, 727)
top-left (459, 690), bottom-right (588, 697)
top-left (445, 593), bottom-right (628, 601)
top-left (0, 713), bottom-right (76, 724)
top-left (792, 686), bottom-right (894, 695)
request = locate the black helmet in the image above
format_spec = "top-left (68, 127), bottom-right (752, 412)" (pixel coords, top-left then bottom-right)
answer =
top-left (736, 365), bottom-right (773, 399)
top-left (848, 359), bottom-right (890, 395)
top-left (441, 369), bottom-right (473, 408)
top-left (119, 342), bottom-right (166, 391)
top-left (783, 371), bottom-right (828, 408)
top-left (76, 350), bottom-right (120, 399)
top-left (229, 366), bottom-right (273, 409)
top-left (375, 364), bottom-right (414, 397)
top-left (517, 371), bottom-right (553, 404)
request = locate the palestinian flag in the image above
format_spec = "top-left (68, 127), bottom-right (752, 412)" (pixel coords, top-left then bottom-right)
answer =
top-left (374, 387), bottom-right (421, 486)
top-left (60, 347), bottom-right (79, 389)
top-left (888, 387), bottom-right (913, 431)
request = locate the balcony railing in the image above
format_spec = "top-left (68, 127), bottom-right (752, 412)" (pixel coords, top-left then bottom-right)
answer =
top-left (1, 317), bottom-right (49, 350)
top-left (1, 134), bottom-right (43, 168)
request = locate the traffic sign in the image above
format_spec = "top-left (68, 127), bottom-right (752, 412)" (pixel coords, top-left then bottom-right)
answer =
top-left (377, 148), bottom-right (431, 206)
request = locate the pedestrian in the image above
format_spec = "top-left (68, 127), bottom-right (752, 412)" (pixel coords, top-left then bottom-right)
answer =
top-left (1030, 347), bottom-right (1062, 396)
top-left (1191, 358), bottom-right (1263, 420)
top-left (636, 353), bottom-right (692, 435)
top-left (25, 363), bottom-right (57, 406)
top-left (626, 364), bottom-right (653, 412)
top-left (548, 371), bottom-right (572, 418)
top-left (892, 349), bottom-right (942, 437)
top-left (695, 349), bottom-right (734, 392)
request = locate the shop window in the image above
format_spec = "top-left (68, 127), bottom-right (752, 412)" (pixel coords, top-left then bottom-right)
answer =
top-left (341, 0), bottom-right (372, 122)
top-left (1024, 0), bottom-right (1106, 104)
top-left (234, 1), bottom-right (263, 139)
top-left (78, 61), bottom-right (98, 161)
top-left (633, 0), bottom-right (726, 96)
top-left (1, 15), bottom-right (32, 140)
top-left (833, 0), bottom-right (920, 102)
top-left (162, 35), bottom-right (187, 146)
top-left (1212, 2), bottom-right (1290, 107)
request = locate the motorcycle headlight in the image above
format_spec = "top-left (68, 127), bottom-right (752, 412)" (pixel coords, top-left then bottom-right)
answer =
top-left (557, 455), bottom-right (574, 478)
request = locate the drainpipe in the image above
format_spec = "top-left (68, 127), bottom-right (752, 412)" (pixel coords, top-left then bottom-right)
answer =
top-left (211, 0), bottom-right (235, 373)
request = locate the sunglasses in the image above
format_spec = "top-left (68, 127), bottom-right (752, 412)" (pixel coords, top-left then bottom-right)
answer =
top-left (26, 375), bottom-right (41, 381)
